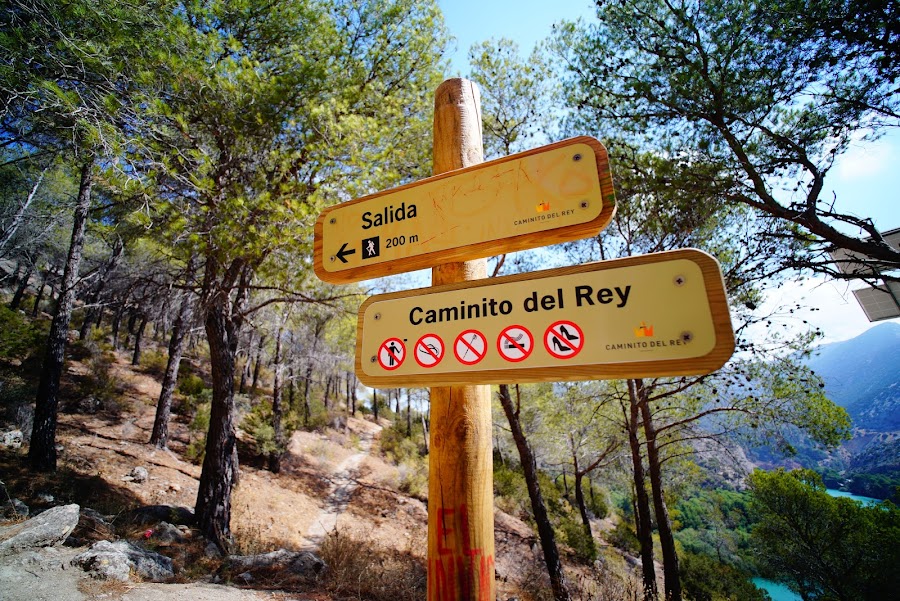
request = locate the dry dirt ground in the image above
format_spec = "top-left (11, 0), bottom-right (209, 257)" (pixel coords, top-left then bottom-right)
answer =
top-left (2, 352), bottom-right (576, 599)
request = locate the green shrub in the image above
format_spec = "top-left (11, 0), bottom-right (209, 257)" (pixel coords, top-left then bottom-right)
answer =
top-left (680, 551), bottom-right (768, 601)
top-left (608, 519), bottom-right (640, 555)
top-left (397, 456), bottom-right (428, 499)
top-left (184, 401), bottom-right (210, 464)
top-left (177, 373), bottom-right (205, 397)
top-left (379, 424), bottom-right (421, 464)
top-left (493, 459), bottom-right (530, 517)
top-left (586, 484), bottom-right (610, 519)
top-left (557, 515), bottom-right (597, 563)
top-left (241, 402), bottom-right (283, 457)
top-left (139, 348), bottom-right (169, 376)
top-left (0, 306), bottom-right (45, 361)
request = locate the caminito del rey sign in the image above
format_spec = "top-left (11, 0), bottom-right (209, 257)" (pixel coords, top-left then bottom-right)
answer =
top-left (354, 249), bottom-right (735, 387)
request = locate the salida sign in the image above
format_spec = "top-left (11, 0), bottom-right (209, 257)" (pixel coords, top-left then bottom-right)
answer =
top-left (313, 136), bottom-right (615, 283)
top-left (355, 249), bottom-right (735, 387)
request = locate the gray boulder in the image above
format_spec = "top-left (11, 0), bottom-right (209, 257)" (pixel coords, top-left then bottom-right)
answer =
top-left (0, 504), bottom-right (80, 557)
top-left (0, 429), bottom-right (23, 449)
top-left (124, 466), bottom-right (149, 483)
top-left (222, 549), bottom-right (325, 584)
top-left (71, 540), bottom-right (174, 582)
top-left (148, 521), bottom-right (188, 545)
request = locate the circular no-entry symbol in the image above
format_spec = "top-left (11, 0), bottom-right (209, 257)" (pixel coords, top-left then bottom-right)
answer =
top-left (377, 337), bottom-right (406, 371)
top-left (544, 320), bottom-right (584, 359)
top-left (497, 325), bottom-right (534, 363)
top-left (454, 329), bottom-right (487, 365)
top-left (414, 334), bottom-right (445, 368)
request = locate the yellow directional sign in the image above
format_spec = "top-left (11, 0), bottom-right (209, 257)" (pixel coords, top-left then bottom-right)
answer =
top-left (355, 249), bottom-right (735, 387)
top-left (314, 137), bottom-right (616, 284)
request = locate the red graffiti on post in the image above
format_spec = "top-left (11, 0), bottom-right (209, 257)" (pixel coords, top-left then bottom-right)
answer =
top-left (430, 504), bottom-right (494, 601)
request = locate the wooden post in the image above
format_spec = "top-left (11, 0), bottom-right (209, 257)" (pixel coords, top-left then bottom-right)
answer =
top-left (427, 78), bottom-right (495, 601)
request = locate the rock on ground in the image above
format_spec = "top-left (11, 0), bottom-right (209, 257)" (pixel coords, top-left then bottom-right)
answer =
top-left (0, 545), bottom-right (278, 601)
top-left (221, 548), bottom-right (325, 584)
top-left (71, 540), bottom-right (175, 582)
top-left (0, 503), bottom-right (80, 557)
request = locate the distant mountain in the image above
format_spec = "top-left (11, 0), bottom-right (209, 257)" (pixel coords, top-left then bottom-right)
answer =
top-left (808, 322), bottom-right (900, 432)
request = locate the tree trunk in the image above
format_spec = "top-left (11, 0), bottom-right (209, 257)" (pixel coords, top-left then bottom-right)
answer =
top-left (638, 380), bottom-right (681, 601)
top-left (627, 380), bottom-right (658, 601)
top-left (287, 347), bottom-right (296, 409)
top-left (131, 313), bottom-right (148, 366)
top-left (9, 262), bottom-right (33, 311)
top-left (0, 165), bottom-right (47, 252)
top-left (421, 414), bottom-right (429, 453)
top-left (348, 372), bottom-right (357, 416)
top-left (498, 384), bottom-right (571, 601)
top-left (195, 300), bottom-right (240, 551)
top-left (150, 289), bottom-right (193, 448)
top-left (269, 320), bottom-right (285, 473)
top-left (125, 310), bottom-right (138, 348)
top-left (372, 389), bottom-right (379, 421)
top-left (238, 331), bottom-right (253, 394)
top-left (323, 374), bottom-right (332, 411)
top-left (251, 334), bottom-right (265, 392)
top-left (573, 470), bottom-right (595, 555)
top-left (79, 237), bottom-right (124, 340)
top-left (31, 268), bottom-right (49, 318)
top-left (111, 301), bottom-right (125, 349)
top-left (406, 390), bottom-right (412, 437)
top-left (28, 159), bottom-right (93, 472)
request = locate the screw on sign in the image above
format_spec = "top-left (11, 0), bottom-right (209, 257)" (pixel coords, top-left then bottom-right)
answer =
top-left (544, 320), bottom-right (584, 359)
top-left (496, 325), bottom-right (534, 363)
top-left (377, 337), bottom-right (406, 371)
top-left (454, 329), bottom-right (487, 365)
top-left (415, 334), bottom-right (445, 368)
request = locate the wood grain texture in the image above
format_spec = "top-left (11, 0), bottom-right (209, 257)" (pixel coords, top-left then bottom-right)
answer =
top-left (312, 135), bottom-right (617, 284)
top-left (426, 78), bottom-right (495, 601)
top-left (355, 248), bottom-right (735, 388)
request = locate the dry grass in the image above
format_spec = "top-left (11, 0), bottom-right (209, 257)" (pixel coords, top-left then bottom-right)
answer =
top-left (317, 529), bottom-right (426, 601)
top-left (76, 578), bottom-right (135, 599)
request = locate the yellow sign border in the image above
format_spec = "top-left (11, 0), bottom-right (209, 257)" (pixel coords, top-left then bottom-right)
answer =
top-left (355, 249), bottom-right (735, 387)
top-left (314, 136), bottom-right (616, 284)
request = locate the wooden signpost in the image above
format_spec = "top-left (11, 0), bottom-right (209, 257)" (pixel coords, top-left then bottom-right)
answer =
top-left (313, 136), bottom-right (616, 284)
top-left (426, 79), bottom-right (494, 601)
top-left (355, 249), bottom-right (735, 388)
top-left (311, 78), bottom-right (736, 601)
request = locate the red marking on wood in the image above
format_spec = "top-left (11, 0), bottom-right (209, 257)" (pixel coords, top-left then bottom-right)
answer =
top-left (438, 507), bottom-right (456, 555)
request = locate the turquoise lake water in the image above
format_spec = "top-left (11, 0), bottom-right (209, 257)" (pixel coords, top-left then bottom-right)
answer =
top-left (752, 577), bottom-right (802, 601)
top-left (825, 488), bottom-right (880, 505)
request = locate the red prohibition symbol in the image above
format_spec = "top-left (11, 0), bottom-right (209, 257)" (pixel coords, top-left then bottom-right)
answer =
top-left (454, 329), bottom-right (487, 365)
top-left (497, 325), bottom-right (534, 363)
top-left (414, 334), bottom-right (445, 368)
top-left (377, 337), bottom-right (406, 371)
top-left (544, 320), bottom-right (584, 359)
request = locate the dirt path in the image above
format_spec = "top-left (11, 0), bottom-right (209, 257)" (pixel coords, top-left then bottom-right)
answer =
top-left (299, 422), bottom-right (381, 549)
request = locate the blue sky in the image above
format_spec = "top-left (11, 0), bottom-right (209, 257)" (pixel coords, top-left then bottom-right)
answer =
top-left (436, 0), bottom-right (899, 342)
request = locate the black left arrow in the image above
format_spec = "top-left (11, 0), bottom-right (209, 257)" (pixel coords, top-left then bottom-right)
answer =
top-left (335, 242), bottom-right (356, 263)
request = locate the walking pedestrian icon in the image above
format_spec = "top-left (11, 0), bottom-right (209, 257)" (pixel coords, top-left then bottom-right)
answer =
top-left (377, 337), bottom-right (405, 371)
top-left (363, 236), bottom-right (380, 259)
top-left (544, 320), bottom-right (584, 359)
top-left (497, 325), bottom-right (534, 363)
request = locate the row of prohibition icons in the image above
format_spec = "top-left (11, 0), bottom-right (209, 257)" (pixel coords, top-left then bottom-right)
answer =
top-left (376, 320), bottom-right (584, 371)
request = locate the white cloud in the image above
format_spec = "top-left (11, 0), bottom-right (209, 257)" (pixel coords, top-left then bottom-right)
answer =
top-left (835, 138), bottom-right (895, 181)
